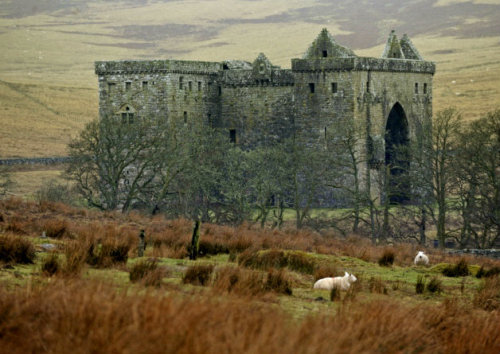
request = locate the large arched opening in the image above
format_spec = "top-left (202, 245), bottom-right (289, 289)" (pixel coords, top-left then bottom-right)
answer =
top-left (385, 103), bottom-right (410, 203)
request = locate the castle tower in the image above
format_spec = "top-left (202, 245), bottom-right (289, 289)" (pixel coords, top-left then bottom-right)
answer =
top-left (291, 29), bottom-right (435, 204)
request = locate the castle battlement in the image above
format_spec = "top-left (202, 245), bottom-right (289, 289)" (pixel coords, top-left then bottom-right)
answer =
top-left (291, 57), bottom-right (435, 73)
top-left (95, 59), bottom-right (221, 75)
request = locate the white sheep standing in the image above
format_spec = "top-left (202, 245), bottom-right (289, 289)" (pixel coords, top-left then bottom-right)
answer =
top-left (313, 272), bottom-right (357, 291)
top-left (414, 251), bottom-right (429, 266)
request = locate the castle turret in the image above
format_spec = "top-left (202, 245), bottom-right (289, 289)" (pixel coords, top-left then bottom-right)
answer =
top-left (303, 28), bottom-right (357, 59)
top-left (382, 30), bottom-right (423, 60)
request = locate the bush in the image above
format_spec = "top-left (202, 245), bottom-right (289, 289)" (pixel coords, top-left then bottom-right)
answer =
top-left (265, 269), bottom-right (292, 295)
top-left (426, 276), bottom-right (443, 294)
top-left (183, 264), bottom-right (214, 286)
top-left (129, 259), bottom-right (164, 287)
top-left (416, 275), bottom-right (425, 294)
top-left (442, 258), bottom-right (470, 277)
top-left (378, 250), bottom-right (395, 267)
top-left (35, 179), bottom-right (79, 206)
top-left (41, 253), bottom-right (60, 276)
top-left (0, 234), bottom-right (36, 264)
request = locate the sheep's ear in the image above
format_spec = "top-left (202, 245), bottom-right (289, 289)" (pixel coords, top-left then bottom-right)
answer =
top-left (344, 271), bottom-right (349, 276)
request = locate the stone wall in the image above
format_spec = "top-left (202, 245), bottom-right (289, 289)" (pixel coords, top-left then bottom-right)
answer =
top-left (0, 157), bottom-right (71, 166)
top-left (448, 249), bottom-right (500, 259)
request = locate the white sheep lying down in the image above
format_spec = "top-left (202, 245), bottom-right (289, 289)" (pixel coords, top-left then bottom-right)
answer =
top-left (414, 251), bottom-right (429, 266)
top-left (313, 272), bottom-right (357, 291)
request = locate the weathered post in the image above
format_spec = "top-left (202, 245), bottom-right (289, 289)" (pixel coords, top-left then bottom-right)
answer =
top-left (189, 221), bottom-right (201, 260)
top-left (138, 229), bottom-right (145, 257)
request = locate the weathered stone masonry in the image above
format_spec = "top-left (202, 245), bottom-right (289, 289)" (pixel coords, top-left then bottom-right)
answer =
top-left (95, 29), bottom-right (435, 204)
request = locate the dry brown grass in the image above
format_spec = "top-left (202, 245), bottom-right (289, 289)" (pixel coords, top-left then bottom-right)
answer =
top-left (0, 279), bottom-right (499, 354)
top-left (1, 198), bottom-right (499, 272)
top-left (474, 275), bottom-right (500, 311)
top-left (0, 232), bottom-right (36, 264)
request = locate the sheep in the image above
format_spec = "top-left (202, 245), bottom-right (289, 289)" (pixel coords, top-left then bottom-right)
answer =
top-left (414, 251), bottom-right (429, 266)
top-left (313, 272), bottom-right (357, 291)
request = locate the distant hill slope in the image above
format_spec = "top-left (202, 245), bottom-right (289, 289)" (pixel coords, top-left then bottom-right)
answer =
top-left (0, 0), bottom-right (499, 157)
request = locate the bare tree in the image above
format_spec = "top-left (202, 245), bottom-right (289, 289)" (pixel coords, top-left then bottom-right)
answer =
top-left (453, 110), bottom-right (500, 248)
top-left (430, 108), bottom-right (462, 248)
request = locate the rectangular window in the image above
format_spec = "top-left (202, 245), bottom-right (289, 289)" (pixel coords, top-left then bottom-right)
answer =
top-left (229, 129), bottom-right (236, 143)
top-left (366, 81), bottom-right (370, 93)
top-left (309, 83), bottom-right (315, 93)
top-left (322, 50), bottom-right (328, 58)
top-left (188, 81), bottom-right (192, 91)
top-left (125, 82), bottom-right (131, 91)
top-left (332, 82), bottom-right (338, 93)
top-left (108, 82), bottom-right (115, 93)
top-left (208, 82), bottom-right (212, 90)
top-left (142, 81), bottom-right (148, 89)
top-left (207, 113), bottom-right (212, 126)
top-left (423, 83), bottom-right (427, 94)
top-left (218, 86), bottom-right (222, 96)
top-left (183, 111), bottom-right (188, 124)
top-left (198, 81), bottom-right (202, 91)
top-left (122, 113), bottom-right (134, 124)
top-left (415, 83), bottom-right (419, 94)
top-left (179, 77), bottom-right (184, 90)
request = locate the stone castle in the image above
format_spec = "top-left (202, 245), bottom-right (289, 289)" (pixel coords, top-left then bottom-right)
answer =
top-left (95, 29), bottom-right (435, 203)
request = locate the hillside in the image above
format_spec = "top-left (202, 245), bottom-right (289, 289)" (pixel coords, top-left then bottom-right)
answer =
top-left (0, 0), bottom-right (500, 157)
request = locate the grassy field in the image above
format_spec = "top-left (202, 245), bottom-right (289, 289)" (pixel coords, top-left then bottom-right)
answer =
top-left (0, 198), bottom-right (499, 352)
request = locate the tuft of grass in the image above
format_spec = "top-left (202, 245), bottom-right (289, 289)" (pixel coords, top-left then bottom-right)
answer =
top-left (198, 240), bottom-right (229, 256)
top-left (183, 264), bottom-right (214, 286)
top-left (213, 266), bottom-right (266, 296)
top-left (368, 276), bottom-right (388, 294)
top-left (42, 218), bottom-right (69, 239)
top-left (286, 251), bottom-right (315, 274)
top-left (416, 275), bottom-right (426, 294)
top-left (378, 249), bottom-right (395, 267)
top-left (476, 266), bottom-right (500, 279)
top-left (265, 269), bottom-right (292, 295)
top-left (330, 287), bottom-right (340, 301)
top-left (313, 264), bottom-right (338, 281)
top-left (473, 276), bottom-right (500, 311)
top-left (0, 233), bottom-right (36, 264)
top-left (129, 259), bottom-right (163, 287)
top-left (62, 241), bottom-right (87, 277)
top-left (238, 249), bottom-right (316, 274)
top-left (238, 249), bottom-right (287, 270)
top-left (442, 258), bottom-right (470, 277)
top-left (426, 276), bottom-right (443, 294)
top-left (41, 253), bottom-right (60, 276)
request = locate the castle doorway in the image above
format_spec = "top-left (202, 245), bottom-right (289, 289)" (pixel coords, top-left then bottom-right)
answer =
top-left (385, 103), bottom-right (410, 203)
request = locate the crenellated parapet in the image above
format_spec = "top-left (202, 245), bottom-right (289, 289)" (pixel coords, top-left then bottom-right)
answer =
top-left (222, 69), bottom-right (294, 87)
top-left (95, 60), bottom-right (221, 76)
top-left (291, 57), bottom-right (435, 74)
